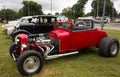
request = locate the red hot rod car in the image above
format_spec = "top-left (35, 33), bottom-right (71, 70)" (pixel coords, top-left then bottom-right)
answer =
top-left (9, 20), bottom-right (119, 76)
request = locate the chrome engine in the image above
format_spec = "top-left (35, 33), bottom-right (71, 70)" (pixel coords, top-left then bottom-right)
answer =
top-left (29, 34), bottom-right (55, 57)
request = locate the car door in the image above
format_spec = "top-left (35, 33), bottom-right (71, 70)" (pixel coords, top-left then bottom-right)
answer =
top-left (35, 23), bottom-right (51, 33)
top-left (70, 30), bottom-right (99, 50)
top-left (35, 17), bottom-right (54, 34)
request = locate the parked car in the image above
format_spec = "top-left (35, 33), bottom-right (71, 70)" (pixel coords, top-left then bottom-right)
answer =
top-left (113, 18), bottom-right (120, 23)
top-left (75, 18), bottom-right (94, 28)
top-left (94, 17), bottom-right (108, 23)
top-left (11, 15), bottom-right (57, 41)
top-left (4, 16), bottom-right (32, 36)
top-left (4, 19), bottom-right (19, 35)
top-left (9, 20), bottom-right (119, 76)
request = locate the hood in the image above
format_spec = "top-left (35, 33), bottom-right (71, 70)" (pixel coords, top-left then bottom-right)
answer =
top-left (49, 29), bottom-right (70, 39)
top-left (8, 20), bottom-right (19, 25)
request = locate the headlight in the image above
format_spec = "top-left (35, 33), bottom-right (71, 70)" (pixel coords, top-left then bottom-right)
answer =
top-left (22, 44), bottom-right (27, 48)
top-left (16, 23), bottom-right (20, 28)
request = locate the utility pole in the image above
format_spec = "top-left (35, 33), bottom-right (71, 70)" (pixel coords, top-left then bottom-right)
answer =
top-left (112, 7), bottom-right (114, 19)
top-left (101, 0), bottom-right (106, 30)
top-left (97, 0), bottom-right (99, 17)
top-left (51, 0), bottom-right (52, 15)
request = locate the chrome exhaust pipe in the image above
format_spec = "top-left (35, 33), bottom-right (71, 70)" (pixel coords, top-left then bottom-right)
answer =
top-left (45, 51), bottom-right (79, 60)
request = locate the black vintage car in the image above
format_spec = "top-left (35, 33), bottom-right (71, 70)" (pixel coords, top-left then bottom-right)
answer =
top-left (11, 15), bottom-right (57, 41)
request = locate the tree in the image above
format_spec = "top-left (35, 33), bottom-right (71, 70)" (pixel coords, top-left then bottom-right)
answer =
top-left (0, 9), bottom-right (17, 20)
top-left (55, 12), bottom-right (60, 16)
top-left (62, 7), bottom-right (74, 19)
top-left (72, 0), bottom-right (88, 18)
top-left (117, 13), bottom-right (120, 18)
top-left (47, 13), bottom-right (52, 15)
top-left (84, 12), bottom-right (92, 16)
top-left (61, 0), bottom-right (88, 19)
top-left (19, 1), bottom-right (43, 16)
top-left (91, 0), bottom-right (117, 18)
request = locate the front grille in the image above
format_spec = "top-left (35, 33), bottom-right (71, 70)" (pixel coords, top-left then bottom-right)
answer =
top-left (50, 37), bottom-right (60, 51)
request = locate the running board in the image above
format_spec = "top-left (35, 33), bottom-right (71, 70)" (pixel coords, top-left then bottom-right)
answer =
top-left (45, 51), bottom-right (79, 60)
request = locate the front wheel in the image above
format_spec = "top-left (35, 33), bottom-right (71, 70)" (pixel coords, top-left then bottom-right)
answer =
top-left (17, 50), bottom-right (44, 76)
top-left (99, 37), bottom-right (119, 57)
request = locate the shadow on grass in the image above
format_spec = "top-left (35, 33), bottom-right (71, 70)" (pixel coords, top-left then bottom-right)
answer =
top-left (78, 48), bottom-right (99, 56)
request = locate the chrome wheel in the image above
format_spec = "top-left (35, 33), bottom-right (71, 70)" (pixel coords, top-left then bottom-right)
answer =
top-left (15, 34), bottom-right (20, 42)
top-left (110, 43), bottom-right (118, 55)
top-left (23, 56), bottom-right (40, 73)
top-left (17, 51), bottom-right (44, 76)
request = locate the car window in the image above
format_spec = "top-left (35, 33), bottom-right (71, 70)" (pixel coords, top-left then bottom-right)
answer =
top-left (56, 22), bottom-right (70, 31)
top-left (31, 17), bottom-right (56, 24)
top-left (43, 18), bottom-right (48, 23)
top-left (84, 20), bottom-right (92, 27)
top-left (75, 20), bottom-right (92, 27)
top-left (75, 21), bottom-right (85, 27)
top-left (31, 18), bottom-right (38, 23)
top-left (40, 17), bottom-right (43, 23)
top-left (21, 19), bottom-right (28, 23)
top-left (51, 18), bottom-right (56, 23)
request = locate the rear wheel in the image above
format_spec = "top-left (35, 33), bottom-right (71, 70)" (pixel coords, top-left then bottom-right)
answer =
top-left (17, 50), bottom-right (44, 76)
top-left (99, 37), bottom-right (119, 57)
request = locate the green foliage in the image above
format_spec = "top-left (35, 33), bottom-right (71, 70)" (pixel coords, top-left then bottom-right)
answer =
top-left (0, 9), bottom-right (17, 20)
top-left (91, 0), bottom-right (117, 18)
top-left (62, 7), bottom-right (75, 19)
top-left (0, 1), bottom-right (44, 20)
top-left (117, 13), bottom-right (120, 18)
top-left (72, 0), bottom-right (88, 18)
top-left (61, 0), bottom-right (88, 19)
top-left (20, 1), bottom-right (43, 16)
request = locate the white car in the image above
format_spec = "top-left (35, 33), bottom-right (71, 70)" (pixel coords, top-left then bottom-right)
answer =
top-left (113, 18), bottom-right (120, 23)
top-left (4, 16), bottom-right (32, 36)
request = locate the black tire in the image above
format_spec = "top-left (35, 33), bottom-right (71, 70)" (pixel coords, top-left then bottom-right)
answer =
top-left (99, 37), bottom-right (119, 57)
top-left (17, 50), bottom-right (44, 76)
top-left (9, 43), bottom-right (20, 59)
top-left (9, 43), bottom-right (16, 56)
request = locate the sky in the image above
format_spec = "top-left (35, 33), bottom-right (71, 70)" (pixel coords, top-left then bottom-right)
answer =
top-left (0, 0), bottom-right (120, 15)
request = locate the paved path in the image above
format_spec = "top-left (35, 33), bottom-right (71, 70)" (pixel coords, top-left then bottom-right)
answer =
top-left (95, 23), bottom-right (120, 30)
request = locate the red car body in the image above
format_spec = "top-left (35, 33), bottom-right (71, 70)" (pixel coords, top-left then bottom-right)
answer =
top-left (49, 22), bottom-right (107, 53)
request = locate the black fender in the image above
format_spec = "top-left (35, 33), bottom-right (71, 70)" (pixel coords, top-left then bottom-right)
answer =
top-left (11, 29), bottom-right (31, 38)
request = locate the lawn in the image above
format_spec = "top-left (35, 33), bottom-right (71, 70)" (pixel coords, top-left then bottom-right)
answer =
top-left (0, 23), bottom-right (120, 77)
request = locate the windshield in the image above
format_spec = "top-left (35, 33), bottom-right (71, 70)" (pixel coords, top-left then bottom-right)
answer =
top-left (75, 20), bottom-right (93, 27)
top-left (55, 22), bottom-right (71, 31)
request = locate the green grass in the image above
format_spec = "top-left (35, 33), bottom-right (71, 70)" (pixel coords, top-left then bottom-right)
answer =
top-left (0, 24), bottom-right (120, 77)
